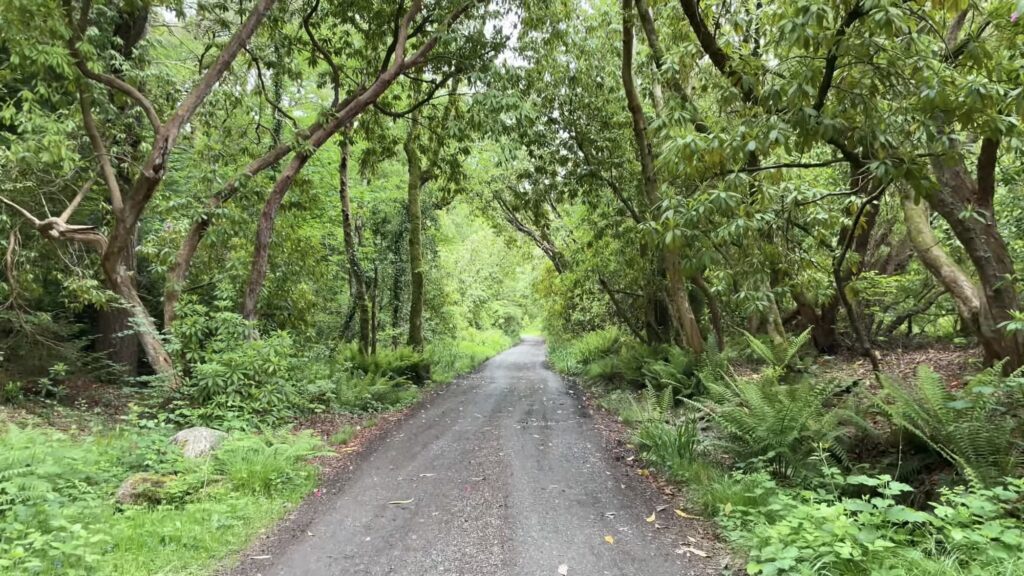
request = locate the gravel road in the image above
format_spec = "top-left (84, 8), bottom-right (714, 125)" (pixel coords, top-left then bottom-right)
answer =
top-left (236, 337), bottom-right (717, 576)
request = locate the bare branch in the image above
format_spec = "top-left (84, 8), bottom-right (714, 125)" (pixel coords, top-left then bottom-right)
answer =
top-left (0, 196), bottom-right (42, 226)
top-left (78, 88), bottom-right (123, 213)
top-left (59, 178), bottom-right (96, 222)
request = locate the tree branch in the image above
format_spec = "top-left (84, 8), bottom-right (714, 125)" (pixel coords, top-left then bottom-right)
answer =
top-left (78, 87), bottom-right (123, 213)
top-left (813, 2), bottom-right (867, 112)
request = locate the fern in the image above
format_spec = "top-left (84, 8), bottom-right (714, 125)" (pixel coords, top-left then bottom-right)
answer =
top-left (687, 373), bottom-right (863, 481)
top-left (740, 327), bottom-right (812, 376)
top-left (878, 365), bottom-right (1023, 486)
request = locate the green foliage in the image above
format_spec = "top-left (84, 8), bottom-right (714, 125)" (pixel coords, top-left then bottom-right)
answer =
top-left (689, 373), bottom-right (864, 481)
top-left (339, 344), bottom-right (430, 386)
top-left (633, 417), bottom-right (701, 478)
top-left (878, 366), bottom-right (1024, 486)
top-left (725, 474), bottom-right (1024, 576)
top-left (548, 327), bottom-right (625, 375)
top-left (213, 431), bottom-right (322, 497)
top-left (332, 370), bottom-right (419, 414)
top-left (0, 423), bottom-right (322, 575)
top-left (426, 328), bottom-right (513, 383)
top-left (740, 327), bottom-right (813, 378)
top-left (172, 312), bottom-right (310, 429)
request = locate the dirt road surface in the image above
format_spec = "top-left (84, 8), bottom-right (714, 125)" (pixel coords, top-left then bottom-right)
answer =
top-left (234, 337), bottom-right (718, 576)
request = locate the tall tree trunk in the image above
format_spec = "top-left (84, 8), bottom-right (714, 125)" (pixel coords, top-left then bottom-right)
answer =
top-left (370, 261), bottom-right (380, 355)
top-left (96, 236), bottom-right (140, 375)
top-left (620, 0), bottom-right (704, 353)
top-left (927, 145), bottom-right (1024, 368)
top-left (389, 225), bottom-right (406, 349)
top-left (100, 224), bottom-right (175, 382)
top-left (901, 187), bottom-right (981, 333)
top-left (338, 130), bottom-right (370, 354)
top-left (404, 121), bottom-right (426, 352)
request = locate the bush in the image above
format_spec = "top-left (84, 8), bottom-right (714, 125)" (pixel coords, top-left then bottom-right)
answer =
top-left (332, 371), bottom-right (419, 413)
top-left (548, 327), bottom-right (625, 375)
top-left (170, 306), bottom-right (314, 429)
top-left (174, 331), bottom-right (309, 429)
top-left (339, 344), bottom-right (430, 386)
top-left (724, 474), bottom-right (1024, 576)
top-left (688, 373), bottom-right (867, 481)
top-left (878, 365), bottom-right (1023, 486)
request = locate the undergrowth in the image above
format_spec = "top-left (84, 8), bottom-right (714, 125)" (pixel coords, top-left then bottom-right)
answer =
top-left (551, 328), bottom-right (1024, 576)
top-left (0, 420), bottom-right (321, 575)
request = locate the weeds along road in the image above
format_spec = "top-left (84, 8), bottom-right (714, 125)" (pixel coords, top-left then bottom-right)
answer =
top-left (235, 337), bottom-right (716, 576)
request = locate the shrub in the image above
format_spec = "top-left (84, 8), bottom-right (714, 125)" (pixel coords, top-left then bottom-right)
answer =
top-left (878, 365), bottom-right (1023, 486)
top-left (724, 474), bottom-right (1024, 576)
top-left (340, 344), bottom-right (430, 385)
top-left (689, 373), bottom-right (867, 481)
top-left (332, 372), bottom-right (419, 413)
top-left (170, 306), bottom-right (313, 429)
top-left (548, 327), bottom-right (625, 375)
top-left (174, 331), bottom-right (309, 429)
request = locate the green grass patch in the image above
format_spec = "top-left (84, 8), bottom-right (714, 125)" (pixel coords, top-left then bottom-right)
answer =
top-left (0, 422), bottom-right (322, 575)
top-left (329, 424), bottom-right (357, 446)
top-left (426, 328), bottom-right (514, 383)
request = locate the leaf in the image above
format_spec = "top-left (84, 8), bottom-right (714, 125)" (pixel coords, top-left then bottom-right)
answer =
top-left (674, 509), bottom-right (703, 520)
top-left (387, 498), bottom-right (414, 505)
top-left (646, 511), bottom-right (656, 522)
top-left (558, 564), bottom-right (568, 575)
top-left (604, 535), bottom-right (615, 544)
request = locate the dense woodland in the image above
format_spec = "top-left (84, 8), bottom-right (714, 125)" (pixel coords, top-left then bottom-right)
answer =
top-left (1, 0), bottom-right (1024, 574)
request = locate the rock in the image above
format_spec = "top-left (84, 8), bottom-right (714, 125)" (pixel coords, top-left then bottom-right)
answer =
top-left (170, 426), bottom-right (227, 458)
top-left (115, 473), bottom-right (173, 505)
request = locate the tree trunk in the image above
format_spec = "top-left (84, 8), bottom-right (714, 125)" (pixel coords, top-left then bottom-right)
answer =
top-left (339, 130), bottom-right (370, 354)
top-left (901, 186), bottom-right (981, 333)
top-left (389, 225), bottom-right (406, 349)
top-left (927, 145), bottom-right (1024, 368)
top-left (620, 0), bottom-right (704, 353)
top-left (100, 243), bottom-right (176, 384)
top-left (404, 122), bottom-right (426, 352)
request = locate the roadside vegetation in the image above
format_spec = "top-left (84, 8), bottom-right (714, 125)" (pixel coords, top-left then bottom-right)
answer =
top-left (550, 329), bottom-right (1024, 575)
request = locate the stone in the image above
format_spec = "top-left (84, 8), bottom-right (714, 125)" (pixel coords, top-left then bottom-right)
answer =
top-left (115, 472), bottom-right (173, 505)
top-left (170, 426), bottom-right (227, 458)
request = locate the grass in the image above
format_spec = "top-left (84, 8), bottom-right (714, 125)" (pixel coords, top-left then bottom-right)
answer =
top-left (426, 328), bottom-right (514, 383)
top-left (0, 417), bottom-right (322, 576)
top-left (330, 424), bottom-right (357, 446)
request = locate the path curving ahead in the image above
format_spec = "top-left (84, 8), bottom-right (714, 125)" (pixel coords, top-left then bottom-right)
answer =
top-left (237, 337), bottom-right (716, 576)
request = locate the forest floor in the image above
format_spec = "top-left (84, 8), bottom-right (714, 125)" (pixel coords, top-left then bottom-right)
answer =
top-left (228, 337), bottom-right (725, 576)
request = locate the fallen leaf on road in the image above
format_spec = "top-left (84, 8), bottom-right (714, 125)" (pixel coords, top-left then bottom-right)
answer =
top-left (637, 469), bottom-right (650, 477)
top-left (645, 511), bottom-right (656, 522)
top-left (675, 546), bottom-right (709, 557)
top-left (387, 499), bottom-right (414, 505)
top-left (674, 509), bottom-right (703, 520)
top-left (604, 535), bottom-right (615, 544)
top-left (558, 563), bottom-right (569, 575)
top-left (249, 555), bottom-right (271, 560)
top-left (656, 505), bottom-right (670, 512)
